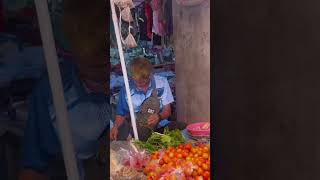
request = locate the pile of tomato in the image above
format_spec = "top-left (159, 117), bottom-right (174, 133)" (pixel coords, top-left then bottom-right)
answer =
top-left (143, 143), bottom-right (210, 180)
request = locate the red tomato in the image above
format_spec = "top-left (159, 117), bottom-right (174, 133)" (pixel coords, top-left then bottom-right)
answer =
top-left (203, 171), bottom-right (210, 179)
top-left (197, 160), bottom-right (203, 167)
top-left (202, 153), bottom-right (209, 159)
top-left (184, 143), bottom-right (192, 150)
top-left (173, 157), bottom-right (178, 163)
top-left (182, 151), bottom-right (188, 158)
top-left (197, 167), bottom-right (204, 175)
top-left (178, 144), bottom-right (183, 149)
top-left (184, 168), bottom-right (193, 176)
top-left (144, 167), bottom-right (150, 174)
top-left (202, 163), bottom-right (209, 171)
top-left (168, 161), bottom-right (174, 167)
top-left (153, 155), bottom-right (159, 160)
top-left (163, 156), bottom-right (170, 164)
top-left (177, 153), bottom-right (183, 159)
top-left (203, 146), bottom-right (209, 153)
top-left (165, 149), bottom-right (171, 154)
top-left (174, 151), bottom-right (179, 157)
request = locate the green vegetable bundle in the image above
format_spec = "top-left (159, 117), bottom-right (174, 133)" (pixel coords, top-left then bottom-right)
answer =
top-left (133, 127), bottom-right (185, 153)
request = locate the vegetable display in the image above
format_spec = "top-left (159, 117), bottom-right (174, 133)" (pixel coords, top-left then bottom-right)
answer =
top-left (111, 127), bottom-right (211, 180)
top-left (143, 143), bottom-right (211, 180)
top-left (133, 127), bottom-right (185, 153)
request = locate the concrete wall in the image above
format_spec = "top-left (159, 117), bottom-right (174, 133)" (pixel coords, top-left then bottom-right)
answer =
top-left (172, 1), bottom-right (210, 124)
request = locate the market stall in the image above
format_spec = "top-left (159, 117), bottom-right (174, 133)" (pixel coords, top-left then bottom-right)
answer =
top-left (109, 0), bottom-right (211, 179)
top-left (110, 127), bottom-right (210, 180)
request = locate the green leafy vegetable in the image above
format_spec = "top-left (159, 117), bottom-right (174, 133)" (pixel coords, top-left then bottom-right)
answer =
top-left (133, 127), bottom-right (185, 153)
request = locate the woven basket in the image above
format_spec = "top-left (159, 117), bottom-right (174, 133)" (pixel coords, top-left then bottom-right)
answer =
top-left (175, 0), bottom-right (206, 6)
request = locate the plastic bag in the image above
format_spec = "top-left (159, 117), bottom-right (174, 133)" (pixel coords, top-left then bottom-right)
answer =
top-left (114, 0), bottom-right (134, 9)
top-left (121, 7), bottom-right (133, 22)
top-left (120, 148), bottom-right (150, 171)
top-left (110, 149), bottom-right (123, 177)
top-left (112, 166), bottom-right (147, 180)
top-left (124, 32), bottom-right (137, 48)
top-left (110, 141), bottom-right (148, 179)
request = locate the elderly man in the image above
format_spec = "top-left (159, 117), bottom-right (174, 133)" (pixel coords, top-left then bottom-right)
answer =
top-left (110, 57), bottom-right (181, 141)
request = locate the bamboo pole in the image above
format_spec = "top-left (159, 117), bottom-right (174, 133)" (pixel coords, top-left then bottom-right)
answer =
top-left (34, 0), bottom-right (80, 179)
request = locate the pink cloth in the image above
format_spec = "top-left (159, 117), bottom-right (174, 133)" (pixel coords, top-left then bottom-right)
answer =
top-left (151, 0), bottom-right (167, 36)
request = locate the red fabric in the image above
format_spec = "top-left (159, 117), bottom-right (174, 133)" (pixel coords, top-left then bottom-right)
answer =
top-left (144, 3), bottom-right (152, 39)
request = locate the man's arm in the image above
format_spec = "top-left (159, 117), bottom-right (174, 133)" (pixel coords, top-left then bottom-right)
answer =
top-left (159, 104), bottom-right (171, 120)
top-left (114, 115), bottom-right (126, 129)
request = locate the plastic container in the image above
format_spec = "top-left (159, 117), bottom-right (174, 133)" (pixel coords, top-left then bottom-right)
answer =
top-left (186, 122), bottom-right (210, 136)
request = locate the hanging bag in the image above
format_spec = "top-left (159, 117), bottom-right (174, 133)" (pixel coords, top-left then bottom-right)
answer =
top-left (114, 0), bottom-right (134, 9)
top-left (116, 0), bottom-right (137, 49)
top-left (121, 6), bottom-right (134, 22)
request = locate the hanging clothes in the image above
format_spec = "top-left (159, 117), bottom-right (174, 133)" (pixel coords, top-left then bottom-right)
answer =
top-left (164, 0), bottom-right (173, 36)
top-left (145, 2), bottom-right (153, 39)
top-left (151, 0), bottom-right (167, 37)
top-left (138, 2), bottom-right (153, 41)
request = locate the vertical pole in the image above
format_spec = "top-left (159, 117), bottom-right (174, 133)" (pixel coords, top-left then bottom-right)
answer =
top-left (34, 0), bottom-right (80, 179)
top-left (110, 0), bottom-right (139, 140)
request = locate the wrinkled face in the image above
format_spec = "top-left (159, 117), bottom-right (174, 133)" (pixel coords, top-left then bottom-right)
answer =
top-left (132, 76), bottom-right (151, 91)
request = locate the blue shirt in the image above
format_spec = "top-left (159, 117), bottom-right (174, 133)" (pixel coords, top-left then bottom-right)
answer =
top-left (116, 75), bottom-right (174, 128)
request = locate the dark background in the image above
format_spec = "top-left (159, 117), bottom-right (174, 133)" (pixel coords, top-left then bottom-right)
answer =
top-left (213, 0), bottom-right (320, 179)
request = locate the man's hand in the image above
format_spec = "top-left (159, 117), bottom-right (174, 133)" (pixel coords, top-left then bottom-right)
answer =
top-left (110, 126), bottom-right (118, 141)
top-left (147, 113), bottom-right (160, 126)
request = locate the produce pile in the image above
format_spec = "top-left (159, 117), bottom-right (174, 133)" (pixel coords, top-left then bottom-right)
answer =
top-left (143, 143), bottom-right (210, 180)
top-left (133, 127), bottom-right (185, 153)
top-left (110, 128), bottom-right (211, 180)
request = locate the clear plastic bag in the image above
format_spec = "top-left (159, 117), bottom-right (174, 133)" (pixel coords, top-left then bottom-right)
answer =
top-left (120, 147), bottom-right (150, 171)
top-left (110, 141), bottom-right (148, 179)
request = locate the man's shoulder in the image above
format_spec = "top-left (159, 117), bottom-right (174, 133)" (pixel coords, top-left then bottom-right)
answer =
top-left (153, 75), bottom-right (168, 85)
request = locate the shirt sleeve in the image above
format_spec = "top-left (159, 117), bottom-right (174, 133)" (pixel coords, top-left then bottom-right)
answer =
top-left (116, 86), bottom-right (129, 116)
top-left (161, 78), bottom-right (174, 105)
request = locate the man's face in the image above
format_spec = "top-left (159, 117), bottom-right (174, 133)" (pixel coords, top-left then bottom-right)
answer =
top-left (132, 76), bottom-right (151, 90)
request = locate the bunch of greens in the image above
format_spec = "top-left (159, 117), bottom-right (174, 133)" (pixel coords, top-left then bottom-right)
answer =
top-left (133, 127), bottom-right (185, 153)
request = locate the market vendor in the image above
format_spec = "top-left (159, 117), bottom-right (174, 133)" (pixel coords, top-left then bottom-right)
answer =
top-left (110, 57), bottom-right (176, 141)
